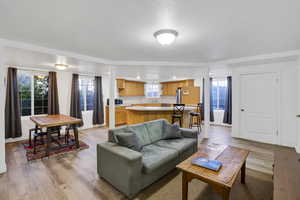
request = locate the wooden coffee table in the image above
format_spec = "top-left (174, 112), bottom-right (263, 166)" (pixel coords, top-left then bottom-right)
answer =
top-left (176, 143), bottom-right (249, 200)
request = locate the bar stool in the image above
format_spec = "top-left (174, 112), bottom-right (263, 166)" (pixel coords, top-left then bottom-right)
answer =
top-left (172, 104), bottom-right (185, 127)
top-left (189, 103), bottom-right (202, 133)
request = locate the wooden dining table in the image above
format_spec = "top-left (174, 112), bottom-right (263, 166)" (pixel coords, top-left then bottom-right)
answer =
top-left (30, 114), bottom-right (83, 156)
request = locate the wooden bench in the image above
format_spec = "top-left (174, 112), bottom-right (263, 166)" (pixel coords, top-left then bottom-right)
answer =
top-left (273, 148), bottom-right (300, 200)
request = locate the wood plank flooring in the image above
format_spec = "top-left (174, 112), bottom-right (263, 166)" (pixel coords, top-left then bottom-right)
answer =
top-left (0, 125), bottom-right (294, 200)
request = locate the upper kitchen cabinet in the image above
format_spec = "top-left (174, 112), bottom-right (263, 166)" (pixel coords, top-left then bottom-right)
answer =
top-left (161, 79), bottom-right (195, 96)
top-left (117, 79), bottom-right (145, 96)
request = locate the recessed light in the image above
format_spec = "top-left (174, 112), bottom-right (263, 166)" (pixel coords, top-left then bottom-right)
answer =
top-left (154, 29), bottom-right (178, 45)
top-left (55, 64), bottom-right (69, 70)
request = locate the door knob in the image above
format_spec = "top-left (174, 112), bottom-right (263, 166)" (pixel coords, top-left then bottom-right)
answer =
top-left (241, 109), bottom-right (245, 112)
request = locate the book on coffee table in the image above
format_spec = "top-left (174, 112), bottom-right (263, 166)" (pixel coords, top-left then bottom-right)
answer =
top-left (191, 157), bottom-right (222, 171)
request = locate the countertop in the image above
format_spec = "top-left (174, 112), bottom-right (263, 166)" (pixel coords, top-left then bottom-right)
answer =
top-left (125, 106), bottom-right (196, 111)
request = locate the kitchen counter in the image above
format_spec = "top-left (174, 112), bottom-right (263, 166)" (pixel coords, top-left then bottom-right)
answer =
top-left (126, 106), bottom-right (195, 111)
top-left (126, 106), bottom-right (195, 128)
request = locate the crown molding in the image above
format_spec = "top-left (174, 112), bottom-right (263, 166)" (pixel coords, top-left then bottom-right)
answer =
top-left (214, 50), bottom-right (300, 65)
top-left (108, 60), bottom-right (207, 67)
top-left (1, 38), bottom-right (300, 68)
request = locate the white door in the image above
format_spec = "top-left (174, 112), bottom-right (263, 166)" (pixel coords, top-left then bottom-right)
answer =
top-left (240, 72), bottom-right (278, 144)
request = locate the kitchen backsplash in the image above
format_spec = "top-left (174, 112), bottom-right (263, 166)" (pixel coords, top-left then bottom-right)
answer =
top-left (120, 96), bottom-right (176, 105)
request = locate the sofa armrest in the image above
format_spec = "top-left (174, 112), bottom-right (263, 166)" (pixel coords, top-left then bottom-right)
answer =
top-left (180, 128), bottom-right (198, 139)
top-left (97, 142), bottom-right (143, 198)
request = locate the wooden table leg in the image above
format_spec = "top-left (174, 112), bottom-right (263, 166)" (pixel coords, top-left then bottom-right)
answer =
top-left (241, 161), bottom-right (246, 184)
top-left (221, 189), bottom-right (230, 200)
top-left (73, 126), bottom-right (80, 148)
top-left (182, 172), bottom-right (188, 200)
top-left (213, 185), bottom-right (231, 200)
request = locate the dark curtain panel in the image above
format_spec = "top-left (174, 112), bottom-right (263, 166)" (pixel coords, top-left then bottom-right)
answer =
top-left (223, 76), bottom-right (232, 124)
top-left (210, 77), bottom-right (214, 122)
top-left (70, 74), bottom-right (83, 127)
top-left (201, 78), bottom-right (205, 120)
top-left (48, 71), bottom-right (60, 115)
top-left (5, 67), bottom-right (22, 138)
top-left (93, 76), bottom-right (104, 125)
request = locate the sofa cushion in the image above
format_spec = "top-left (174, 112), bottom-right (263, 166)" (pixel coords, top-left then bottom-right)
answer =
top-left (145, 119), bottom-right (164, 143)
top-left (162, 122), bottom-right (182, 139)
top-left (154, 138), bottom-right (197, 154)
top-left (128, 123), bottom-right (152, 146)
top-left (115, 131), bottom-right (143, 152)
top-left (108, 126), bottom-right (130, 143)
top-left (141, 144), bottom-right (178, 174)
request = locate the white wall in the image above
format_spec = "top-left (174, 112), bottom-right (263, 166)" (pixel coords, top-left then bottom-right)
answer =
top-left (0, 50), bottom-right (6, 173)
top-left (232, 61), bottom-right (298, 148)
top-left (296, 60), bottom-right (300, 153)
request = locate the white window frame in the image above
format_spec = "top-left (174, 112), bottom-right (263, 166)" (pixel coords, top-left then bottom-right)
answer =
top-left (18, 70), bottom-right (49, 118)
top-left (212, 78), bottom-right (227, 110)
top-left (145, 83), bottom-right (161, 98)
top-left (79, 76), bottom-right (95, 111)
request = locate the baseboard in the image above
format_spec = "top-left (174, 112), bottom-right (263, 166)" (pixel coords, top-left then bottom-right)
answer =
top-left (0, 163), bottom-right (7, 174)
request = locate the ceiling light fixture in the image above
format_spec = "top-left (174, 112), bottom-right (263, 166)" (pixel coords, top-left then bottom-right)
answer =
top-left (154, 29), bottom-right (178, 45)
top-left (55, 64), bottom-right (69, 70)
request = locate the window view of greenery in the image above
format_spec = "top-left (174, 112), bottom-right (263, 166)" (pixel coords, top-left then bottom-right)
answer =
top-left (18, 72), bottom-right (48, 116)
top-left (79, 78), bottom-right (95, 111)
top-left (18, 73), bottom-right (32, 116)
top-left (34, 75), bottom-right (48, 115)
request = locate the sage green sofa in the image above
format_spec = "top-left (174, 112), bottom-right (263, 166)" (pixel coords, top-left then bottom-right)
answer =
top-left (97, 119), bottom-right (198, 198)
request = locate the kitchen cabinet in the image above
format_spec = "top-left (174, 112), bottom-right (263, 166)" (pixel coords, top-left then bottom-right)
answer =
top-left (117, 79), bottom-right (125, 89)
top-left (105, 106), bottom-right (127, 127)
top-left (181, 86), bottom-right (200, 104)
top-left (117, 79), bottom-right (145, 96)
top-left (161, 79), bottom-right (195, 96)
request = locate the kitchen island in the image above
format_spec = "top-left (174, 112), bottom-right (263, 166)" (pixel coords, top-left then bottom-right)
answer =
top-left (125, 106), bottom-right (196, 128)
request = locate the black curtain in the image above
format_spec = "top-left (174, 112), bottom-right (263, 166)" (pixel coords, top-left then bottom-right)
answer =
top-left (48, 71), bottom-right (60, 115)
top-left (210, 77), bottom-right (214, 122)
top-left (5, 67), bottom-right (22, 138)
top-left (70, 74), bottom-right (83, 127)
top-left (93, 76), bottom-right (104, 125)
top-left (201, 78), bottom-right (204, 121)
top-left (223, 76), bottom-right (232, 124)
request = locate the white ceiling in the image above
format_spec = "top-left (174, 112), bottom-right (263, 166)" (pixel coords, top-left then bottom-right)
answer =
top-left (1, 0), bottom-right (300, 63)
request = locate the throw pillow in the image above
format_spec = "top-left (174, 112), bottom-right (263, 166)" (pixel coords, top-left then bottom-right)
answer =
top-left (115, 131), bottom-right (143, 152)
top-left (162, 122), bottom-right (182, 139)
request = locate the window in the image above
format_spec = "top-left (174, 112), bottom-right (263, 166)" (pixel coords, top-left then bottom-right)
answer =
top-left (145, 83), bottom-right (160, 98)
top-left (18, 72), bottom-right (48, 116)
top-left (211, 78), bottom-right (227, 110)
top-left (79, 77), bottom-right (95, 111)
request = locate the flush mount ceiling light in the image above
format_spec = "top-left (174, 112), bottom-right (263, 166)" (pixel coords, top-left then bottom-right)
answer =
top-left (154, 29), bottom-right (178, 45)
top-left (55, 64), bottom-right (69, 70)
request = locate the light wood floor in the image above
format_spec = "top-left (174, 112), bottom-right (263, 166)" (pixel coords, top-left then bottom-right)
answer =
top-left (0, 126), bottom-right (293, 200)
